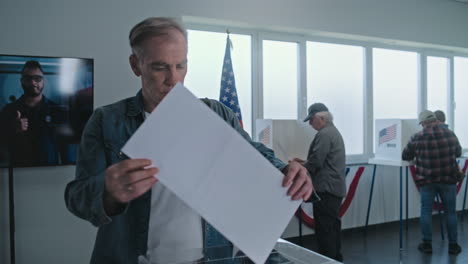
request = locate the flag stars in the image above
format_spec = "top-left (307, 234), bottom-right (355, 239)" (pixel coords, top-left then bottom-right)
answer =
top-left (219, 37), bottom-right (243, 124)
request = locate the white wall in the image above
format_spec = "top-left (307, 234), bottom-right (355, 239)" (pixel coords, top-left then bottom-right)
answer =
top-left (0, 167), bottom-right (95, 263)
top-left (1, 0), bottom-right (467, 263)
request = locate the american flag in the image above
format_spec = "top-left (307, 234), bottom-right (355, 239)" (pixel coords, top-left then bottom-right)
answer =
top-left (219, 34), bottom-right (243, 127)
top-left (379, 124), bottom-right (397, 145)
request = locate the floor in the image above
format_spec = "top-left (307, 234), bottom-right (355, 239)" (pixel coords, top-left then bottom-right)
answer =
top-left (287, 211), bottom-right (468, 264)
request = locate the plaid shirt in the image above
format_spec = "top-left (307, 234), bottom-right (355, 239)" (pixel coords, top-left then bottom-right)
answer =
top-left (402, 123), bottom-right (462, 185)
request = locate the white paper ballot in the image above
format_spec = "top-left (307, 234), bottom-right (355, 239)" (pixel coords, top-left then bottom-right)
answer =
top-left (122, 83), bottom-right (301, 264)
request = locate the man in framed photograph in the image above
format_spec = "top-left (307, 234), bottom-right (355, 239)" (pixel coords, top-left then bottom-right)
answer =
top-left (0, 60), bottom-right (66, 166)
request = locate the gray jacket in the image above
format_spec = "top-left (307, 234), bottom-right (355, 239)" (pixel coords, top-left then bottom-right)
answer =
top-left (64, 90), bottom-right (286, 263)
top-left (304, 123), bottom-right (346, 198)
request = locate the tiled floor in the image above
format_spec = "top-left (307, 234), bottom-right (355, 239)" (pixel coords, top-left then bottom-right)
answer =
top-left (287, 211), bottom-right (468, 263)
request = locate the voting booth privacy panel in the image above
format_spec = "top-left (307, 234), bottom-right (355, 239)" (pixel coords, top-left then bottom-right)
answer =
top-left (257, 119), bottom-right (468, 237)
top-left (374, 119), bottom-right (419, 162)
top-left (255, 119), bottom-right (316, 163)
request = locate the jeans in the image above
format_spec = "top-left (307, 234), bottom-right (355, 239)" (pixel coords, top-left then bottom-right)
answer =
top-left (420, 183), bottom-right (458, 243)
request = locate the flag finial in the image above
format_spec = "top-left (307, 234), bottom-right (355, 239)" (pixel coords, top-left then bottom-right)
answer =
top-left (226, 29), bottom-right (233, 50)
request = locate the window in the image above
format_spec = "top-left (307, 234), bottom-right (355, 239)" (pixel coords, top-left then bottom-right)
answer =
top-left (427, 56), bottom-right (449, 115)
top-left (454, 56), bottom-right (468, 148)
top-left (373, 48), bottom-right (419, 151)
top-left (186, 25), bottom-right (466, 160)
top-left (373, 48), bottom-right (419, 120)
top-left (306, 41), bottom-right (365, 155)
top-left (262, 40), bottom-right (298, 119)
top-left (186, 30), bottom-right (252, 135)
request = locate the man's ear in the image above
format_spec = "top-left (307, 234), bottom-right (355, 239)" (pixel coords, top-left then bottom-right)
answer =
top-left (129, 54), bottom-right (141, 76)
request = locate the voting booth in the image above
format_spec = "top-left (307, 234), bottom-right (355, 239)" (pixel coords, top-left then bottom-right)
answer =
top-left (373, 119), bottom-right (419, 162)
top-left (368, 118), bottom-right (419, 249)
top-left (255, 119), bottom-right (316, 163)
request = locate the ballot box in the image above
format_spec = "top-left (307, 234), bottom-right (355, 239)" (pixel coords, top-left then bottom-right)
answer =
top-left (373, 119), bottom-right (419, 162)
top-left (174, 239), bottom-right (341, 264)
top-left (255, 119), bottom-right (316, 163)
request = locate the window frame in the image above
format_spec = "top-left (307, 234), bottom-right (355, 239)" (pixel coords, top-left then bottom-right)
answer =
top-left (259, 32), bottom-right (304, 121)
top-left (423, 51), bottom-right (454, 128)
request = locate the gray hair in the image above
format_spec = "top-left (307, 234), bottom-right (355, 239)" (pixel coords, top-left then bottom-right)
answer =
top-left (315, 111), bottom-right (333, 123)
top-left (129, 17), bottom-right (187, 57)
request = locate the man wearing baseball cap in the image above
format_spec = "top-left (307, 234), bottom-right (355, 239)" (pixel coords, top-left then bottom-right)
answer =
top-left (293, 102), bottom-right (346, 261)
top-left (402, 110), bottom-right (462, 255)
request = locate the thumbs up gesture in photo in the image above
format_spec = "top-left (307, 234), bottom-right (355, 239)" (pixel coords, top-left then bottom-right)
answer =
top-left (16, 110), bottom-right (28, 132)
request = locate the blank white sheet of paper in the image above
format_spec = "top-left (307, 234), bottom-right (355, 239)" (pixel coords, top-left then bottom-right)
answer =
top-left (122, 83), bottom-right (301, 264)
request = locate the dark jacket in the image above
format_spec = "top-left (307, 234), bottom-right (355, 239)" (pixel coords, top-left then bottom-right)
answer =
top-left (304, 123), bottom-right (346, 198)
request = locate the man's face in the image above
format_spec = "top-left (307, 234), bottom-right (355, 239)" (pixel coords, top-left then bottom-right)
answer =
top-left (309, 114), bottom-right (324, 131)
top-left (130, 29), bottom-right (188, 112)
top-left (21, 68), bottom-right (44, 97)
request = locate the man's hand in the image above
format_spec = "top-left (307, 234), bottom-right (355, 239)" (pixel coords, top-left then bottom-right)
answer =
top-left (103, 158), bottom-right (158, 215)
top-left (282, 161), bottom-right (313, 201)
top-left (15, 111), bottom-right (28, 132)
top-left (289, 157), bottom-right (305, 164)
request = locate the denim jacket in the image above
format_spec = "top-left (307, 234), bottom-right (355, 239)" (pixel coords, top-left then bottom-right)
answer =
top-left (64, 90), bottom-right (286, 263)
